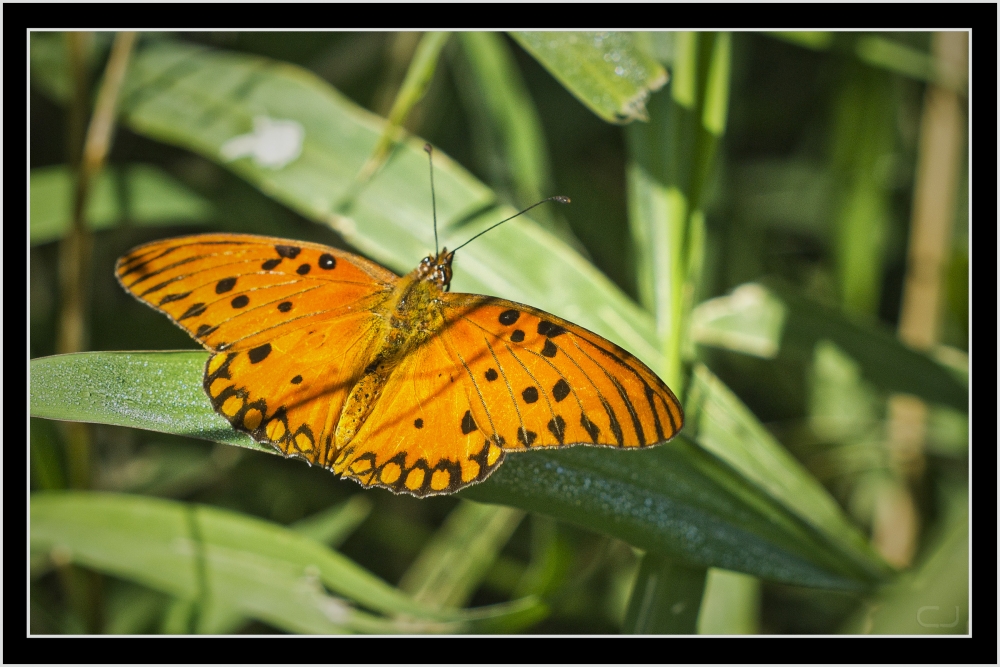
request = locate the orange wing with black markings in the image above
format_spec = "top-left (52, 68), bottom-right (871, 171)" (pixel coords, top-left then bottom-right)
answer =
top-left (116, 234), bottom-right (394, 465)
top-left (327, 294), bottom-right (683, 496)
top-left (117, 233), bottom-right (684, 498)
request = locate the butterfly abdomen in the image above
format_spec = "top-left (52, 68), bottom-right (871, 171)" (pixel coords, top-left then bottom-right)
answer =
top-left (334, 264), bottom-right (449, 449)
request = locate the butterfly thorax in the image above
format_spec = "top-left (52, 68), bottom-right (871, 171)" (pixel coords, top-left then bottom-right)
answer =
top-left (333, 249), bottom-right (455, 449)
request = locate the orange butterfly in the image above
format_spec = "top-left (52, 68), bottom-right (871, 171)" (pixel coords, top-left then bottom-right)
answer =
top-left (116, 233), bottom-right (683, 496)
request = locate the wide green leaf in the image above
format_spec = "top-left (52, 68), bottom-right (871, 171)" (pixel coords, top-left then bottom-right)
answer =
top-left (685, 363), bottom-right (889, 582)
top-left (766, 280), bottom-right (968, 409)
top-left (30, 351), bottom-right (261, 451)
top-left (690, 281), bottom-right (967, 410)
top-left (31, 491), bottom-right (543, 633)
top-left (32, 351), bottom-right (885, 590)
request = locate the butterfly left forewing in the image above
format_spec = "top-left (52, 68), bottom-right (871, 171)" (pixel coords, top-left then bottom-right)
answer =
top-left (117, 234), bottom-right (397, 466)
top-left (115, 233), bottom-right (395, 352)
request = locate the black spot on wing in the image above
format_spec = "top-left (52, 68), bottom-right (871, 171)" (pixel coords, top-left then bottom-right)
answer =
top-left (277, 301), bottom-right (293, 312)
top-left (319, 253), bottom-right (336, 269)
top-left (517, 428), bottom-right (537, 446)
top-left (231, 295), bottom-right (249, 309)
top-left (553, 379), bottom-right (570, 402)
top-left (510, 330), bottom-right (525, 343)
top-left (541, 340), bottom-right (557, 357)
top-left (290, 375), bottom-right (303, 384)
top-left (262, 258), bottom-right (282, 270)
top-left (275, 245), bottom-right (301, 259)
top-left (195, 324), bottom-right (218, 339)
top-left (414, 418), bottom-right (424, 429)
top-left (547, 416), bottom-right (566, 444)
top-left (215, 277), bottom-right (237, 294)
top-left (485, 368), bottom-right (498, 382)
top-left (499, 309), bottom-right (520, 325)
top-left (461, 410), bottom-right (477, 435)
top-left (537, 320), bottom-right (567, 338)
top-left (296, 263), bottom-right (311, 275)
top-left (522, 386), bottom-right (539, 404)
top-left (248, 343), bottom-right (272, 364)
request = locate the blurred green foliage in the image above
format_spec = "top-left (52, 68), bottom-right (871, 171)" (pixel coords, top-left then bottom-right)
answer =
top-left (30, 31), bottom-right (967, 635)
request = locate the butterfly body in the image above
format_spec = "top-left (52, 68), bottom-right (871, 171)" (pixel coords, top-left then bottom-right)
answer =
top-left (334, 250), bottom-right (454, 449)
top-left (117, 234), bottom-right (683, 497)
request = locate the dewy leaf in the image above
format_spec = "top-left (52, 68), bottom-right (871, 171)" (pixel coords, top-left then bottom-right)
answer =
top-left (30, 491), bottom-right (543, 634)
top-left (510, 32), bottom-right (668, 124)
top-left (29, 351), bottom-right (264, 452)
top-left (31, 352), bottom-right (885, 589)
top-left (30, 164), bottom-right (213, 245)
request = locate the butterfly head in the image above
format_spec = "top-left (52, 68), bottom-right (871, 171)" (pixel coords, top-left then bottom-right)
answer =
top-left (418, 248), bottom-right (455, 291)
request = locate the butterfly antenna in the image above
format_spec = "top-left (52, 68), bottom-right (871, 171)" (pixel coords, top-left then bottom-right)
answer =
top-left (424, 143), bottom-right (439, 257)
top-left (451, 196), bottom-right (571, 254)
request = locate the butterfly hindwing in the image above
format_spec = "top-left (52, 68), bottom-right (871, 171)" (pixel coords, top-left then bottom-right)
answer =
top-left (332, 337), bottom-right (505, 496)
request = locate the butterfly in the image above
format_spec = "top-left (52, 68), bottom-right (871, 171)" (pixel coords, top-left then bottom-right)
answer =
top-left (116, 233), bottom-right (683, 497)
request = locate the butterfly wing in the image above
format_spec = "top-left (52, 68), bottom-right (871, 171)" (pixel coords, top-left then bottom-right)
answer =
top-left (116, 233), bottom-right (396, 464)
top-left (332, 293), bottom-right (683, 497)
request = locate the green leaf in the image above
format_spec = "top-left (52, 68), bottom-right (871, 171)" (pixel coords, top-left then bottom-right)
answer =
top-left (357, 31), bottom-right (451, 183)
top-left (696, 568), bottom-right (760, 634)
top-left (685, 364), bottom-right (890, 583)
top-left (452, 32), bottom-right (564, 237)
top-left (765, 280), bottom-right (968, 410)
top-left (30, 164), bottom-right (213, 245)
top-left (452, 32), bottom-right (585, 251)
top-left (463, 439), bottom-right (884, 589)
top-left (829, 63), bottom-right (897, 317)
top-left (623, 552), bottom-right (707, 634)
top-left (689, 283), bottom-right (787, 359)
top-left (32, 352), bottom-right (886, 589)
top-left (399, 501), bottom-right (525, 610)
top-left (31, 491), bottom-right (543, 634)
top-left (29, 351), bottom-right (263, 452)
top-left (626, 32), bottom-right (730, 387)
top-left (510, 32), bottom-right (667, 124)
top-left (290, 495), bottom-right (374, 548)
